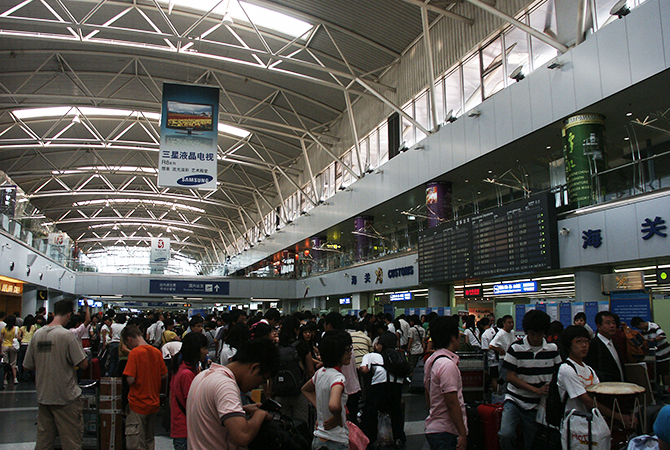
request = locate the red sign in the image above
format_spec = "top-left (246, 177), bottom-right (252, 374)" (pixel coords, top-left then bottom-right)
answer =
top-left (464, 287), bottom-right (483, 297)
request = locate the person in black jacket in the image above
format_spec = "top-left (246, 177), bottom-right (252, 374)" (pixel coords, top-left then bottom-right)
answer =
top-left (584, 311), bottom-right (625, 382)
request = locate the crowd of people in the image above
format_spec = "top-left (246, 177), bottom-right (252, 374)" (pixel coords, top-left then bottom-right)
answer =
top-left (2, 301), bottom-right (670, 450)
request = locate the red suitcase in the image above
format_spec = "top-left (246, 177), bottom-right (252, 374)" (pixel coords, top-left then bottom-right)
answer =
top-left (477, 403), bottom-right (503, 450)
top-left (82, 357), bottom-right (101, 381)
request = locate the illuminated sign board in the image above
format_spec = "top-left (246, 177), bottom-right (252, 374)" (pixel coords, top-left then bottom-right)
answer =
top-left (493, 281), bottom-right (538, 295)
top-left (390, 292), bottom-right (412, 302)
top-left (464, 287), bottom-right (483, 297)
top-left (339, 297), bottom-right (351, 305)
top-left (0, 281), bottom-right (22, 296)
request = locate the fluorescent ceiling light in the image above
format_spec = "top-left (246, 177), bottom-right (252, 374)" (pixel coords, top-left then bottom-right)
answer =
top-left (73, 198), bottom-right (205, 213)
top-left (89, 223), bottom-right (193, 233)
top-left (13, 107), bottom-right (249, 138)
top-left (158, 0), bottom-right (312, 40)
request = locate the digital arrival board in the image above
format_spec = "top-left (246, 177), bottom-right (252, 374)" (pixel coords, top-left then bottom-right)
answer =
top-left (418, 194), bottom-right (559, 284)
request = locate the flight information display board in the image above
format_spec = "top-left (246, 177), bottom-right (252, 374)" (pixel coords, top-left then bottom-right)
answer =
top-left (418, 194), bottom-right (558, 284)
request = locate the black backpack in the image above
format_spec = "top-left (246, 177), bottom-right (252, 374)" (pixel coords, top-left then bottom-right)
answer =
top-left (381, 348), bottom-right (411, 379)
top-left (545, 360), bottom-right (593, 427)
top-left (274, 341), bottom-right (304, 397)
top-left (248, 412), bottom-right (310, 450)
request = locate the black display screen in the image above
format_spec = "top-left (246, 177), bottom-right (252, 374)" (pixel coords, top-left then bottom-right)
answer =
top-left (418, 193), bottom-right (558, 284)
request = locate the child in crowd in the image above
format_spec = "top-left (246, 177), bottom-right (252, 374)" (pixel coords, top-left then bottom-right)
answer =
top-left (302, 329), bottom-right (352, 450)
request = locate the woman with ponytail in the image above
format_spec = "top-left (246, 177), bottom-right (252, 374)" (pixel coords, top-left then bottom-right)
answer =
top-left (170, 332), bottom-right (208, 450)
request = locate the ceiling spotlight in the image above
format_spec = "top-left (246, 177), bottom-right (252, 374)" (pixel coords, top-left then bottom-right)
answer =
top-left (626, 112), bottom-right (633, 117)
top-left (546, 57), bottom-right (564, 70)
top-left (398, 141), bottom-right (408, 153)
top-left (467, 110), bottom-right (481, 118)
top-left (374, 168), bottom-right (383, 175)
top-left (444, 109), bottom-right (457, 123)
top-left (339, 185), bottom-right (352, 192)
top-left (610, 0), bottom-right (630, 17)
top-left (510, 66), bottom-right (525, 82)
top-left (407, 215), bottom-right (416, 221)
top-left (365, 165), bottom-right (374, 174)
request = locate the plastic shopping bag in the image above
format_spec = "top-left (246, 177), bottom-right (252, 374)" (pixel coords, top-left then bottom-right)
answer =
top-left (377, 412), bottom-right (393, 445)
top-left (347, 421), bottom-right (369, 450)
top-left (561, 408), bottom-right (611, 450)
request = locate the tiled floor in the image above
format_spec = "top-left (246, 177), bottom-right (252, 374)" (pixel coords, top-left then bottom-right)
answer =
top-left (0, 381), bottom-right (430, 449)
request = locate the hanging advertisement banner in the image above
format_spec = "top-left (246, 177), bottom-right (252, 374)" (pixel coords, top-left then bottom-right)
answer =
top-left (158, 83), bottom-right (219, 190)
top-left (150, 237), bottom-right (170, 266)
top-left (562, 113), bottom-right (607, 208)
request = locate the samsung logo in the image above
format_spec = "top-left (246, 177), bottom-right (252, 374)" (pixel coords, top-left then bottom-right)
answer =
top-left (177, 175), bottom-right (213, 186)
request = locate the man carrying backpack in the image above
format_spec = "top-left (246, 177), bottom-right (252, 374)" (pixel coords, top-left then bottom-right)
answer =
top-left (359, 331), bottom-right (407, 448)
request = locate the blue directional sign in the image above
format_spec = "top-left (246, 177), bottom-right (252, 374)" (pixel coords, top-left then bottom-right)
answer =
top-left (149, 280), bottom-right (229, 295)
top-left (493, 281), bottom-right (538, 295)
top-left (390, 292), bottom-right (412, 301)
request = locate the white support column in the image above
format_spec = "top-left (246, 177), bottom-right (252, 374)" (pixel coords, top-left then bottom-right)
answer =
top-left (428, 285), bottom-right (453, 308)
top-left (421, 7), bottom-right (440, 131)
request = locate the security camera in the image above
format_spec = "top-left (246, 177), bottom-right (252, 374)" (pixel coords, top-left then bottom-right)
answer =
top-left (610, 0), bottom-right (630, 17)
top-left (445, 109), bottom-right (457, 123)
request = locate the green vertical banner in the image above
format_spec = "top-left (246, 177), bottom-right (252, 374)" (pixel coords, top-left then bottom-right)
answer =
top-left (562, 114), bottom-right (607, 208)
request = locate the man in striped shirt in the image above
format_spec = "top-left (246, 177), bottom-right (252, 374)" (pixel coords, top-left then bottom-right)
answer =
top-left (498, 310), bottom-right (561, 450)
top-left (632, 317), bottom-right (670, 386)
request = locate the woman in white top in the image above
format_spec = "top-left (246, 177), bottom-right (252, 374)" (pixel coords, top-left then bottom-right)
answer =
top-left (463, 315), bottom-right (481, 348)
top-left (219, 323), bottom-right (249, 365)
top-left (557, 325), bottom-right (635, 427)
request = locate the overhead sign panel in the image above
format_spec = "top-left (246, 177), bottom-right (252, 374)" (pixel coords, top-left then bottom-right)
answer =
top-left (158, 83), bottom-right (219, 190)
top-left (493, 281), bottom-right (538, 295)
top-left (389, 292), bottom-right (412, 301)
top-left (149, 280), bottom-right (230, 295)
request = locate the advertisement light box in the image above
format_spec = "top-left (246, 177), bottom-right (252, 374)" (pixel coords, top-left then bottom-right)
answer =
top-left (390, 292), bottom-right (412, 302)
top-left (339, 297), bottom-right (351, 305)
top-left (493, 281), bottom-right (538, 295)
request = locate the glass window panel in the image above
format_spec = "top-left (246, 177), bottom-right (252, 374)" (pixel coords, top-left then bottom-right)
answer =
top-left (481, 37), bottom-right (505, 98)
top-left (529, 1), bottom-right (559, 69)
top-left (462, 54), bottom-right (482, 112)
top-left (445, 68), bottom-right (462, 117)
top-left (379, 123), bottom-right (389, 165)
top-left (342, 151), bottom-right (353, 187)
top-left (530, 37), bottom-right (558, 71)
top-left (369, 131), bottom-right (379, 169)
top-left (593, 0), bottom-right (618, 30)
top-left (415, 91), bottom-right (429, 141)
top-left (331, 163), bottom-right (340, 198)
top-left (402, 103), bottom-right (415, 147)
top-left (359, 138), bottom-right (369, 172)
top-left (504, 27), bottom-right (530, 79)
top-left (434, 78), bottom-right (445, 125)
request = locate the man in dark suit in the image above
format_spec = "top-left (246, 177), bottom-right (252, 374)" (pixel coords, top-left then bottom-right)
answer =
top-left (585, 311), bottom-right (625, 382)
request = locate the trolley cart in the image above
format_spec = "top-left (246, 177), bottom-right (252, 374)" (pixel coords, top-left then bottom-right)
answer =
top-left (54, 380), bottom-right (99, 449)
top-left (456, 350), bottom-right (486, 401)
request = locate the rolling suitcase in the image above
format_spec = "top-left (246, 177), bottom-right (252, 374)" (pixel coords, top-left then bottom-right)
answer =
top-left (82, 357), bottom-right (101, 381)
top-left (477, 403), bottom-right (503, 450)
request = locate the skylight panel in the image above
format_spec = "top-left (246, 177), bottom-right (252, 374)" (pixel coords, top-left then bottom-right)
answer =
top-left (160, 0), bottom-right (312, 40)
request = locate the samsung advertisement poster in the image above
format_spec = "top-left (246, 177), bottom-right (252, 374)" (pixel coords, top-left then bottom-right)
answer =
top-left (158, 83), bottom-right (219, 190)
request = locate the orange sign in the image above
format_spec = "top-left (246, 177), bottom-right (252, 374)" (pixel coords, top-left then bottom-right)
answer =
top-left (0, 281), bottom-right (23, 296)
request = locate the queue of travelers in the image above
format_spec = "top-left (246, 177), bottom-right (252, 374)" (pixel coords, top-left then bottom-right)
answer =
top-left (4, 301), bottom-right (669, 450)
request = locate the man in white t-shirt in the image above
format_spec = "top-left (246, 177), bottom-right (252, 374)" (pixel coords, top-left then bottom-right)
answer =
top-left (489, 316), bottom-right (515, 361)
top-left (186, 338), bottom-right (280, 450)
top-left (398, 316), bottom-right (410, 350)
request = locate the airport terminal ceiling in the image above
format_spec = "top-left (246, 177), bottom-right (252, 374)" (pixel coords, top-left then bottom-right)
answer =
top-left (0, 0), bottom-right (482, 267)
top-left (1, 0), bottom-right (669, 272)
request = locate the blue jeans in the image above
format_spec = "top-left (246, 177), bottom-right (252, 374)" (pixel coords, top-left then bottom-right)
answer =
top-left (498, 401), bottom-right (539, 450)
top-left (426, 432), bottom-right (458, 450)
top-left (173, 437), bottom-right (187, 450)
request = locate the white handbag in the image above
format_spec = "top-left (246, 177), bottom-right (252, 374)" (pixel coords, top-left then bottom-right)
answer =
top-left (561, 408), bottom-right (611, 450)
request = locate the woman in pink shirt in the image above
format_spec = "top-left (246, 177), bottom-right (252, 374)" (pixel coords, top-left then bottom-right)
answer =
top-left (170, 332), bottom-right (208, 450)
